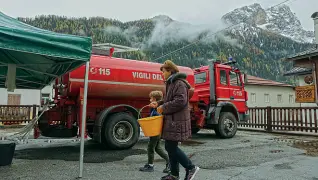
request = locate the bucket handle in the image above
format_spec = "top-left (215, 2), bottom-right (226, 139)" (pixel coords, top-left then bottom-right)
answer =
top-left (138, 105), bottom-right (150, 119)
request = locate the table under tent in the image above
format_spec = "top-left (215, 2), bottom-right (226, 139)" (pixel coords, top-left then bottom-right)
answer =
top-left (0, 11), bottom-right (92, 178)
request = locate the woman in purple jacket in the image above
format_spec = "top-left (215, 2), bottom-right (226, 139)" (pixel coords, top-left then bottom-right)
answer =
top-left (150, 60), bottom-right (199, 180)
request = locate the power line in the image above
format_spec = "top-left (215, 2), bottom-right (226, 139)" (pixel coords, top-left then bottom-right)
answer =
top-left (153, 0), bottom-right (294, 61)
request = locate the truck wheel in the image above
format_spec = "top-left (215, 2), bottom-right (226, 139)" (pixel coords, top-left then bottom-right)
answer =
top-left (191, 128), bottom-right (200, 134)
top-left (217, 112), bottom-right (237, 139)
top-left (102, 113), bottom-right (140, 150)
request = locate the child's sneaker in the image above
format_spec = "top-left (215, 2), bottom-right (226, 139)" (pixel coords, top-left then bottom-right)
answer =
top-left (161, 174), bottom-right (179, 180)
top-left (185, 166), bottom-right (200, 180)
top-left (163, 163), bottom-right (171, 173)
top-left (139, 164), bottom-right (154, 172)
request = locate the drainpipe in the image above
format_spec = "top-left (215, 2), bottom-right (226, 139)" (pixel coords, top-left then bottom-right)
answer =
top-left (311, 12), bottom-right (318, 44)
top-left (312, 12), bottom-right (318, 105)
top-left (313, 62), bottom-right (318, 105)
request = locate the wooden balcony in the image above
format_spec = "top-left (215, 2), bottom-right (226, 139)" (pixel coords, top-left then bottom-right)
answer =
top-left (295, 85), bottom-right (316, 103)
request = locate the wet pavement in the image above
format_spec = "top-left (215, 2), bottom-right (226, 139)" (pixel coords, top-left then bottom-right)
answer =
top-left (0, 129), bottom-right (318, 180)
top-left (14, 142), bottom-right (147, 163)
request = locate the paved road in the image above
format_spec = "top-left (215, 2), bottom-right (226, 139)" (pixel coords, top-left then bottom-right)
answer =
top-left (1, 130), bottom-right (318, 180)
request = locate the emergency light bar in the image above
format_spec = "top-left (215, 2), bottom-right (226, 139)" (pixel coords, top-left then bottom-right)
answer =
top-left (222, 57), bottom-right (237, 65)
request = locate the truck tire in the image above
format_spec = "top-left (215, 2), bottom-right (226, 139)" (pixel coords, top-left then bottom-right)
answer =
top-left (102, 113), bottom-right (140, 150)
top-left (217, 112), bottom-right (238, 139)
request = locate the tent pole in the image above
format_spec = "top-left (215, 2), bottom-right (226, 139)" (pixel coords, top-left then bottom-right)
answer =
top-left (79, 61), bottom-right (90, 178)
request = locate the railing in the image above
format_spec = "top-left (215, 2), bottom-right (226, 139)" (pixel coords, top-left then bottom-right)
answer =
top-left (239, 107), bottom-right (318, 133)
top-left (0, 105), bottom-right (39, 125)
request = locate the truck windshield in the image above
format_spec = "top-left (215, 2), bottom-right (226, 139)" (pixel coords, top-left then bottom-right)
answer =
top-left (229, 71), bottom-right (241, 86)
top-left (195, 72), bottom-right (206, 84)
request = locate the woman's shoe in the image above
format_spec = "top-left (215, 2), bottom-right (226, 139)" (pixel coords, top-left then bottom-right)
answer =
top-left (185, 166), bottom-right (200, 180)
top-left (161, 174), bottom-right (179, 180)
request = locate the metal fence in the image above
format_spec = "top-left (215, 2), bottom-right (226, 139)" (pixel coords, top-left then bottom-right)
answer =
top-left (0, 105), bottom-right (39, 125)
top-left (239, 107), bottom-right (318, 133)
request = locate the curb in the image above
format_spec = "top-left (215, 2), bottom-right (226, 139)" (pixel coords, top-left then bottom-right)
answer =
top-left (238, 128), bottom-right (318, 137)
top-left (0, 125), bottom-right (26, 129)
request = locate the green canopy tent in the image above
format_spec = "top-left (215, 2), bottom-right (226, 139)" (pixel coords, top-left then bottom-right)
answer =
top-left (0, 11), bottom-right (92, 178)
top-left (0, 11), bottom-right (92, 89)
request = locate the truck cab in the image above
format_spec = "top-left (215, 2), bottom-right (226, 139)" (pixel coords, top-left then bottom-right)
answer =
top-left (191, 60), bottom-right (250, 138)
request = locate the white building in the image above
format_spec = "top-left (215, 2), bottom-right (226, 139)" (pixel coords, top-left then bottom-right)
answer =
top-left (0, 84), bottom-right (53, 106)
top-left (245, 75), bottom-right (300, 108)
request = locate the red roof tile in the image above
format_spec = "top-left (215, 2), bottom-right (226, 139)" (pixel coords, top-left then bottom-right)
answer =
top-left (245, 75), bottom-right (292, 87)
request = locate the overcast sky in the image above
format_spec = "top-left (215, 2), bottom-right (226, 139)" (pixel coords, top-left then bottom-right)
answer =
top-left (1, 0), bottom-right (316, 30)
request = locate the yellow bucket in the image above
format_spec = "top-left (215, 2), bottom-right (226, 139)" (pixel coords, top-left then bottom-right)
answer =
top-left (137, 105), bottom-right (163, 137)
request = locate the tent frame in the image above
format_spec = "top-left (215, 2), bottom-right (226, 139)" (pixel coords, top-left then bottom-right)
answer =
top-left (79, 62), bottom-right (89, 178)
top-left (78, 43), bottom-right (139, 178)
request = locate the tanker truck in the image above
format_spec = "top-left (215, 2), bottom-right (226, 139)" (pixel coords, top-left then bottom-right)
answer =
top-left (37, 50), bottom-right (249, 150)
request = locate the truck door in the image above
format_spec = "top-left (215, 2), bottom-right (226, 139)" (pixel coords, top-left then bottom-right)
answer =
top-left (228, 70), bottom-right (246, 113)
top-left (216, 68), bottom-right (230, 102)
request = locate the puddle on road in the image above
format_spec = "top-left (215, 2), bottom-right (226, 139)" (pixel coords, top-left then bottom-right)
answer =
top-left (14, 142), bottom-right (147, 163)
top-left (270, 150), bottom-right (284, 153)
top-left (274, 162), bottom-right (293, 170)
top-left (241, 140), bottom-right (250, 143)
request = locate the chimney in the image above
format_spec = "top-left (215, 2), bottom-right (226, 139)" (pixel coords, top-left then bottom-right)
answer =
top-left (312, 12), bottom-right (318, 44)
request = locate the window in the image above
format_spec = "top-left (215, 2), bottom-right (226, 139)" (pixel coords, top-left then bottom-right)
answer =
top-left (264, 94), bottom-right (270, 103)
top-left (251, 93), bottom-right (256, 103)
top-left (220, 70), bottom-right (228, 85)
top-left (277, 94), bottom-right (283, 103)
top-left (289, 95), bottom-right (294, 103)
top-left (195, 72), bottom-right (206, 84)
top-left (7, 94), bottom-right (21, 105)
top-left (229, 71), bottom-right (241, 86)
top-left (41, 93), bottom-right (50, 105)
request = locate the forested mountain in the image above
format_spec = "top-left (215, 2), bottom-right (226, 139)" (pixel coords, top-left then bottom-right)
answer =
top-left (17, 3), bottom-right (314, 84)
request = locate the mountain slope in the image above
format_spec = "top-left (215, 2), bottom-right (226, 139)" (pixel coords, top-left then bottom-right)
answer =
top-left (222, 3), bottom-right (315, 43)
top-left (17, 3), bottom-right (314, 84)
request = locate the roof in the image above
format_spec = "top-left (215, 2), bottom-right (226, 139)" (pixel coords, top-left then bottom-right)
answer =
top-left (92, 43), bottom-right (139, 56)
top-left (283, 67), bottom-right (312, 76)
top-left (311, 12), bottom-right (318, 19)
top-left (0, 11), bottom-right (92, 90)
top-left (245, 75), bottom-right (293, 87)
top-left (285, 46), bottom-right (318, 61)
top-left (93, 43), bottom-right (139, 53)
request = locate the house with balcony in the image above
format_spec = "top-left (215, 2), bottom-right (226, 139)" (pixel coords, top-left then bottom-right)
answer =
top-left (244, 75), bottom-right (300, 108)
top-left (284, 12), bottom-right (318, 106)
top-left (284, 67), bottom-right (317, 107)
top-left (0, 84), bottom-right (53, 125)
top-left (0, 84), bottom-right (53, 106)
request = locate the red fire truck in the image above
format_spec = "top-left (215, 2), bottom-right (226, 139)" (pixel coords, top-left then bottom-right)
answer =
top-left (190, 60), bottom-right (249, 137)
top-left (37, 48), bottom-right (249, 150)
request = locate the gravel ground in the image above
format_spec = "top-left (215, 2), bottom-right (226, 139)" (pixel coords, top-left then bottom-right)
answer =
top-left (0, 129), bottom-right (318, 180)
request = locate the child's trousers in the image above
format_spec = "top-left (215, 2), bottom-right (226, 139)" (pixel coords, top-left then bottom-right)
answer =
top-left (147, 135), bottom-right (169, 164)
